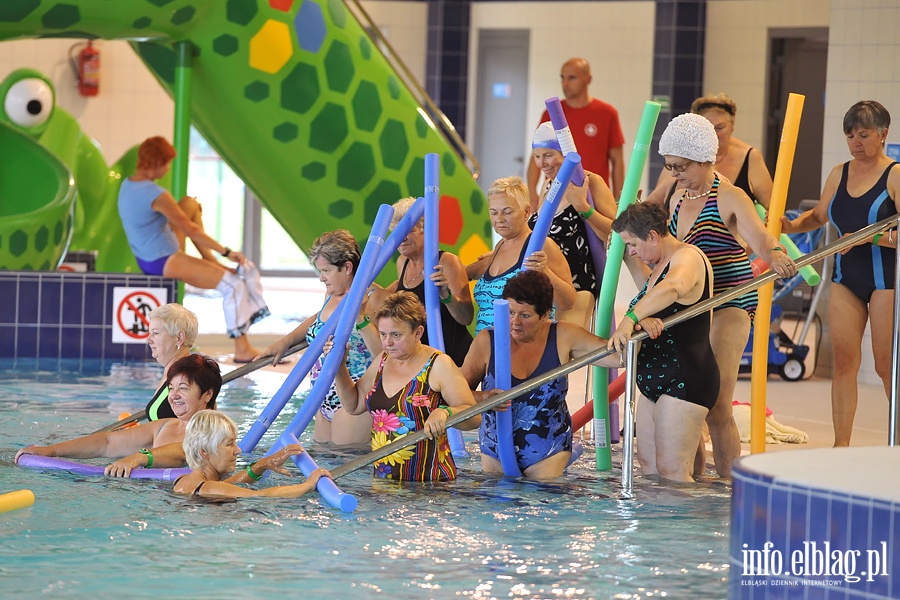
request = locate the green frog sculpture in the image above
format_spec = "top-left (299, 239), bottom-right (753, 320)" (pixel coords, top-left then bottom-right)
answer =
top-left (0, 0), bottom-right (490, 273)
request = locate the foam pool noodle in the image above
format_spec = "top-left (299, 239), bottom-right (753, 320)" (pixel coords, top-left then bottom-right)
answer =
top-left (239, 200), bottom-right (422, 453)
top-left (491, 300), bottom-right (521, 476)
top-left (593, 101), bottom-right (661, 471)
top-left (524, 153), bottom-right (581, 258)
top-left (0, 489), bottom-right (34, 513)
top-left (423, 153), bottom-right (468, 458)
top-left (277, 433), bottom-right (357, 513)
top-left (755, 204), bottom-right (820, 286)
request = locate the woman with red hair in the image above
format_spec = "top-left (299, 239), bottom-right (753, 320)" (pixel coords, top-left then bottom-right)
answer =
top-left (118, 136), bottom-right (268, 362)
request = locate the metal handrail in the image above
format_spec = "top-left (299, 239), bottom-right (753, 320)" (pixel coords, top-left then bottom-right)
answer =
top-left (343, 0), bottom-right (481, 179)
top-left (329, 215), bottom-right (900, 491)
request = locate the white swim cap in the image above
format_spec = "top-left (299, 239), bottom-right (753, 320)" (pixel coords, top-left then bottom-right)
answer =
top-left (531, 121), bottom-right (562, 152)
top-left (658, 113), bottom-right (718, 164)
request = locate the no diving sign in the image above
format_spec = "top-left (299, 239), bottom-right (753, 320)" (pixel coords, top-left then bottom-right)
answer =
top-left (112, 287), bottom-right (168, 344)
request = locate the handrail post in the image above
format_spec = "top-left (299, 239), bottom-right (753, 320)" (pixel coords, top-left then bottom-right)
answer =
top-left (620, 339), bottom-right (639, 499)
top-left (890, 215), bottom-right (900, 446)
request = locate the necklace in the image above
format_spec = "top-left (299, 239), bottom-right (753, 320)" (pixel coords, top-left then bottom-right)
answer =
top-left (404, 259), bottom-right (424, 285)
top-left (683, 189), bottom-right (711, 201)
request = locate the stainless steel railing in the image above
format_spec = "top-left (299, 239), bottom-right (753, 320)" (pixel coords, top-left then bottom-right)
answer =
top-left (343, 0), bottom-right (481, 179)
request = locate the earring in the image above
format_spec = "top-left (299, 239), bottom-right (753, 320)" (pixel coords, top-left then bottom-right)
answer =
top-left (176, 344), bottom-right (181, 350)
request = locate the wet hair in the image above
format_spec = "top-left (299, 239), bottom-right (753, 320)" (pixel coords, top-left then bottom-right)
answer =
top-left (390, 196), bottom-right (423, 230)
top-left (612, 202), bottom-right (670, 241)
top-left (137, 136), bottom-right (177, 170)
top-left (487, 176), bottom-right (530, 211)
top-left (183, 410), bottom-right (237, 470)
top-left (308, 229), bottom-right (361, 275)
top-left (148, 303), bottom-right (198, 346)
top-left (165, 354), bottom-right (222, 410)
top-left (374, 291), bottom-right (426, 332)
top-left (691, 93), bottom-right (737, 121)
top-left (843, 101), bottom-right (891, 135)
top-left (502, 270), bottom-right (553, 318)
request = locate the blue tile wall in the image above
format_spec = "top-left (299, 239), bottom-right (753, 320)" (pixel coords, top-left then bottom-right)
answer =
top-left (650, 0), bottom-right (707, 177)
top-left (427, 0), bottom-right (470, 139)
top-left (0, 271), bottom-right (178, 364)
top-left (731, 460), bottom-right (899, 599)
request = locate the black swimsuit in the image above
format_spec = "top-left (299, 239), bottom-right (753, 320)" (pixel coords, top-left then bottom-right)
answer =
top-left (173, 476), bottom-right (206, 496)
top-left (527, 206), bottom-right (598, 296)
top-left (397, 251), bottom-right (473, 366)
top-left (733, 148), bottom-right (759, 204)
top-left (828, 161), bottom-right (899, 303)
top-left (628, 248), bottom-right (719, 409)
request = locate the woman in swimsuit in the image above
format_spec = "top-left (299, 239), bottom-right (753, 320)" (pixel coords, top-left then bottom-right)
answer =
top-left (368, 197), bottom-right (474, 366)
top-left (329, 292), bottom-right (481, 482)
top-left (461, 270), bottom-right (616, 480)
top-left (782, 100), bottom-right (900, 446)
top-left (256, 230), bottom-right (380, 446)
top-left (142, 303), bottom-right (197, 421)
top-left (529, 122), bottom-right (617, 330)
top-left (118, 136), bottom-right (268, 362)
top-left (173, 410), bottom-right (330, 499)
top-left (466, 176), bottom-right (576, 334)
top-left (653, 113), bottom-right (797, 478)
top-left (644, 93), bottom-right (773, 210)
top-left (16, 354), bottom-right (222, 476)
top-left (608, 203), bottom-right (719, 482)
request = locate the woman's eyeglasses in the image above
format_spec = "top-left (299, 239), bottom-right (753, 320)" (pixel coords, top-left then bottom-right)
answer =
top-left (662, 160), bottom-right (693, 173)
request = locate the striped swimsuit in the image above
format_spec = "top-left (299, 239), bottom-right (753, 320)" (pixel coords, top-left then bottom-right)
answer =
top-left (364, 352), bottom-right (457, 482)
top-left (669, 176), bottom-right (757, 318)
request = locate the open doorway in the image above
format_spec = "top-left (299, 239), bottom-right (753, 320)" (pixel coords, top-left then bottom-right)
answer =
top-left (765, 28), bottom-right (828, 208)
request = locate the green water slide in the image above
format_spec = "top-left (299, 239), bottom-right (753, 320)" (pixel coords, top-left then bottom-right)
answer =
top-left (0, 119), bottom-right (75, 270)
top-left (0, 0), bottom-right (490, 273)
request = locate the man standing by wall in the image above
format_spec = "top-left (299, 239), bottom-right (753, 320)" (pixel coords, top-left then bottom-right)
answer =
top-left (527, 57), bottom-right (626, 205)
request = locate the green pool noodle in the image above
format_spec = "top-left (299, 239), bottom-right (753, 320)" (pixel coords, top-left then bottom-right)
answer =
top-left (754, 204), bottom-right (821, 286)
top-left (592, 101), bottom-right (661, 471)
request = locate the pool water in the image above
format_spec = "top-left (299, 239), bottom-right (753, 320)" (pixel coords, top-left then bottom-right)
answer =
top-left (0, 361), bottom-right (731, 598)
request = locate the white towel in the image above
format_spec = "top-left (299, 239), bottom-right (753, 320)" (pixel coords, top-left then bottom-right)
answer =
top-left (733, 403), bottom-right (809, 444)
top-left (216, 265), bottom-right (270, 338)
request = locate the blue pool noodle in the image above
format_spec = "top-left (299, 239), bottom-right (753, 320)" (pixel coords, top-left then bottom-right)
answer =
top-left (424, 153), bottom-right (468, 458)
top-left (546, 98), bottom-right (621, 443)
top-left (524, 153), bottom-right (581, 259)
top-left (239, 200), bottom-right (422, 453)
top-left (277, 204), bottom-right (394, 442)
top-left (278, 432), bottom-right (357, 512)
top-left (492, 300), bottom-right (521, 476)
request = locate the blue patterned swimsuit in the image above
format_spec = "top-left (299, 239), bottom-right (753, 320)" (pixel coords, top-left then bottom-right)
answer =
top-left (480, 323), bottom-right (572, 471)
top-left (473, 235), bottom-right (532, 334)
top-left (307, 296), bottom-right (373, 420)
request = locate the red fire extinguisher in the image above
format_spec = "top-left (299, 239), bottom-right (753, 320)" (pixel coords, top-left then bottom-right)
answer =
top-left (69, 40), bottom-right (100, 97)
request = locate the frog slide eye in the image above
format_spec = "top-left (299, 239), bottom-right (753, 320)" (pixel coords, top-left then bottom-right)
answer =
top-left (3, 77), bottom-right (54, 129)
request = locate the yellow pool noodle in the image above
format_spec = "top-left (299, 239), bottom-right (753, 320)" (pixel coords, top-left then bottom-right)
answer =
top-left (752, 93), bottom-right (805, 454)
top-left (0, 489), bottom-right (35, 514)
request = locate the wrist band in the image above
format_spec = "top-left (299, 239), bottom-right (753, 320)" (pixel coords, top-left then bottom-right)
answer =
top-left (139, 448), bottom-right (153, 468)
top-left (440, 405), bottom-right (453, 417)
top-left (768, 246), bottom-right (785, 254)
top-left (246, 461), bottom-right (262, 481)
top-left (625, 311), bottom-right (639, 324)
top-left (355, 315), bottom-right (370, 331)
top-left (220, 247), bottom-right (231, 258)
top-left (440, 290), bottom-right (453, 304)
top-left (578, 206), bottom-right (595, 219)
top-left (873, 233), bottom-right (883, 246)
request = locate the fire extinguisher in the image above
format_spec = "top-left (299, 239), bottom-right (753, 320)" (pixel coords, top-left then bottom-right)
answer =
top-left (69, 40), bottom-right (100, 97)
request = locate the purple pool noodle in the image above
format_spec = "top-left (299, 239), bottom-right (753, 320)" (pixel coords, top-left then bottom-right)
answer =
top-left (567, 441), bottom-right (584, 467)
top-left (239, 200), bottom-right (422, 453)
top-left (278, 204), bottom-right (394, 441)
top-left (17, 454), bottom-right (189, 481)
top-left (492, 300), bottom-right (521, 476)
top-left (545, 97), bottom-right (608, 291)
top-left (545, 98), bottom-right (585, 185)
top-left (523, 153), bottom-right (581, 261)
top-left (278, 433), bottom-right (357, 513)
top-left (424, 153), bottom-right (468, 458)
